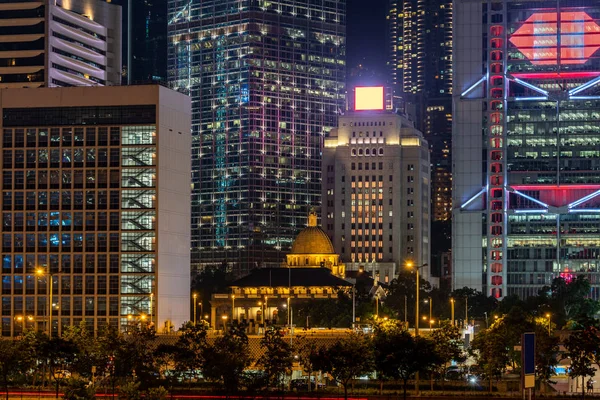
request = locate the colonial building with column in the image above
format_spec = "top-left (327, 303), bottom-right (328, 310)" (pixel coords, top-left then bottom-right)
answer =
top-left (210, 212), bottom-right (350, 332)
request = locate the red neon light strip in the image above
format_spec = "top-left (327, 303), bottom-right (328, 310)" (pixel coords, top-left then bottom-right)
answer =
top-left (511, 72), bottom-right (600, 80)
top-left (511, 185), bottom-right (600, 190)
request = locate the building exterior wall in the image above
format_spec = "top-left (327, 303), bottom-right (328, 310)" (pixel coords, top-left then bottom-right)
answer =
top-left (0, 0), bottom-right (122, 89)
top-left (0, 85), bottom-right (190, 337)
top-left (167, 0), bottom-right (346, 275)
top-left (323, 112), bottom-right (431, 281)
top-left (453, 0), bottom-right (600, 299)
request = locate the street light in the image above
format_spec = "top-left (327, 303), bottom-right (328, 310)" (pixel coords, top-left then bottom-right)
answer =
top-left (15, 315), bottom-right (33, 333)
top-left (424, 297), bottom-right (432, 324)
top-left (221, 314), bottom-right (228, 331)
top-left (15, 316), bottom-right (24, 333)
top-left (546, 313), bottom-right (551, 335)
top-left (36, 268), bottom-right (55, 337)
top-left (149, 292), bottom-right (154, 328)
top-left (406, 261), bottom-right (428, 397)
top-left (450, 298), bottom-right (455, 326)
top-left (231, 294), bottom-right (235, 321)
top-left (405, 261), bottom-right (428, 337)
top-left (193, 293), bottom-right (198, 325)
top-left (264, 296), bottom-right (268, 325)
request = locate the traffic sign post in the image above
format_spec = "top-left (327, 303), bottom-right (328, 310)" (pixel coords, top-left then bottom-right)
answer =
top-left (522, 332), bottom-right (536, 400)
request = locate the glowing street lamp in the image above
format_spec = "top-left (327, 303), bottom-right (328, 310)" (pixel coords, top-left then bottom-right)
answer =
top-left (193, 293), bottom-right (198, 325)
top-left (222, 314), bottom-right (228, 331)
top-left (35, 268), bottom-right (54, 337)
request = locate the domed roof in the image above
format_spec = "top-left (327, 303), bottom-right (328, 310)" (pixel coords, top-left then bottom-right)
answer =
top-left (290, 213), bottom-right (335, 254)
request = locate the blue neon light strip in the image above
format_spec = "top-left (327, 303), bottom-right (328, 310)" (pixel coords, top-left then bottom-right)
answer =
top-left (569, 209), bottom-right (600, 213)
top-left (515, 209), bottom-right (548, 214)
top-left (515, 97), bottom-right (548, 101)
top-left (568, 189), bottom-right (600, 209)
top-left (569, 75), bottom-right (600, 95)
top-left (460, 187), bottom-right (486, 209)
top-left (569, 96), bottom-right (600, 101)
top-left (513, 190), bottom-right (549, 208)
top-left (514, 78), bottom-right (549, 96)
top-left (461, 76), bottom-right (486, 97)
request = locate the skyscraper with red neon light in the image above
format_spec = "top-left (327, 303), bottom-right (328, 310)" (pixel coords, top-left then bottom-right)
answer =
top-left (453, 0), bottom-right (600, 299)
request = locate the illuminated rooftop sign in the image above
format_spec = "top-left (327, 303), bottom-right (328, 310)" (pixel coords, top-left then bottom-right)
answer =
top-left (509, 12), bottom-right (600, 65)
top-left (355, 86), bottom-right (384, 111)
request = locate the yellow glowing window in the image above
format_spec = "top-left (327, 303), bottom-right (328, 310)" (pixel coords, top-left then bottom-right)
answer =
top-left (355, 86), bottom-right (384, 111)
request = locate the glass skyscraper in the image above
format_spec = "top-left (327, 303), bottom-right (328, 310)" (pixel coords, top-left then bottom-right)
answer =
top-left (454, 0), bottom-right (600, 298)
top-left (167, 0), bottom-right (346, 274)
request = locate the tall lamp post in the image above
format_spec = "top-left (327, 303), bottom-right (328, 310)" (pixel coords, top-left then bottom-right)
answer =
top-left (193, 293), bottom-right (197, 325)
top-left (404, 295), bottom-right (408, 325)
top-left (406, 261), bottom-right (428, 395)
top-left (425, 297), bottom-right (432, 325)
top-left (545, 313), bottom-right (551, 335)
top-left (36, 268), bottom-right (54, 337)
top-left (231, 294), bottom-right (235, 321)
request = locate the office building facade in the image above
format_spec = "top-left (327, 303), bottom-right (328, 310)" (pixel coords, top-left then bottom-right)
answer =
top-left (0, 0), bottom-right (122, 89)
top-left (0, 85), bottom-right (191, 337)
top-left (107, 0), bottom-right (168, 84)
top-left (323, 90), bottom-right (431, 282)
top-left (168, 0), bottom-right (346, 274)
top-left (387, 0), bottom-right (452, 220)
top-left (453, 0), bottom-right (600, 298)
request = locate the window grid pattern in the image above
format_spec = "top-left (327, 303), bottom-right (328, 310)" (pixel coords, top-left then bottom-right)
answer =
top-left (168, 0), bottom-right (346, 275)
top-left (0, 123), bottom-right (157, 337)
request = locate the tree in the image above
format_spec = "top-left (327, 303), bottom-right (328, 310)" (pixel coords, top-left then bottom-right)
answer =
top-left (385, 271), bottom-right (432, 322)
top-left (372, 322), bottom-right (439, 400)
top-left (122, 325), bottom-right (159, 388)
top-left (547, 277), bottom-right (600, 328)
top-left (62, 322), bottom-right (99, 379)
top-left (257, 328), bottom-right (293, 390)
top-left (429, 321), bottom-right (465, 387)
top-left (42, 336), bottom-right (78, 399)
top-left (172, 321), bottom-right (208, 383)
top-left (311, 333), bottom-right (374, 400)
top-left (534, 320), bottom-right (560, 390)
top-left (564, 327), bottom-right (600, 399)
top-left (451, 287), bottom-right (497, 320)
top-left (470, 328), bottom-right (509, 392)
top-left (19, 330), bottom-right (50, 386)
top-left (295, 337), bottom-right (319, 391)
top-left (63, 378), bottom-right (96, 400)
top-left (202, 324), bottom-right (252, 393)
top-left (191, 264), bottom-right (234, 320)
top-left (95, 326), bottom-right (127, 396)
top-left (0, 340), bottom-right (28, 400)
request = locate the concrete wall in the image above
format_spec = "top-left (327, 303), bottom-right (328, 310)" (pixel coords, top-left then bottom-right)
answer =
top-left (156, 86), bottom-right (192, 332)
top-left (452, 0), bottom-right (485, 292)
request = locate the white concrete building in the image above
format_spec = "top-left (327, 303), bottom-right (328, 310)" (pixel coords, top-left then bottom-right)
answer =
top-left (0, 0), bottom-right (122, 88)
top-left (0, 85), bottom-right (191, 337)
top-left (322, 106), bottom-right (431, 283)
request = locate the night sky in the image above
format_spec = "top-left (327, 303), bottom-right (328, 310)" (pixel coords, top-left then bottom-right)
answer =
top-left (346, 0), bottom-right (389, 81)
